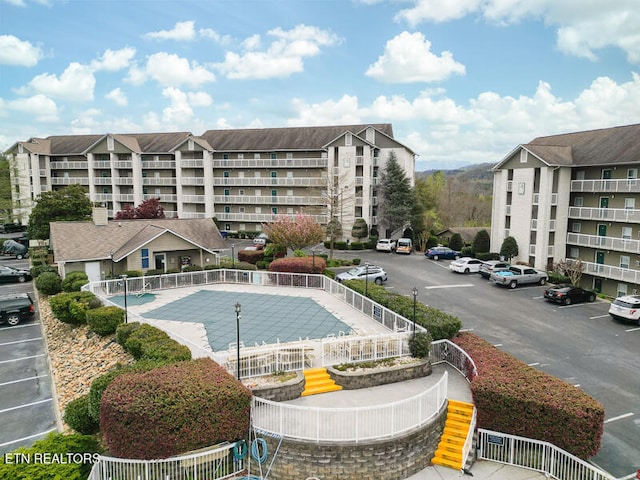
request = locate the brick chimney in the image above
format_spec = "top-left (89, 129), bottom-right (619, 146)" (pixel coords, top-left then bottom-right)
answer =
top-left (92, 206), bottom-right (108, 226)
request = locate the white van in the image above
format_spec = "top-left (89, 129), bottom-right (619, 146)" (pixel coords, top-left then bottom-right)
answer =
top-left (395, 238), bottom-right (413, 254)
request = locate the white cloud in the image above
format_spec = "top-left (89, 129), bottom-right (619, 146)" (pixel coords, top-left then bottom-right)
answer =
top-left (365, 31), bottom-right (465, 83)
top-left (18, 62), bottom-right (95, 101)
top-left (145, 52), bottom-right (215, 87)
top-left (159, 87), bottom-right (212, 125)
top-left (124, 64), bottom-right (147, 85)
top-left (105, 88), bottom-right (127, 106)
top-left (213, 24), bottom-right (341, 80)
top-left (199, 28), bottom-right (231, 45)
top-left (187, 91), bottom-right (212, 107)
top-left (288, 95), bottom-right (362, 126)
top-left (0, 35), bottom-right (43, 66)
top-left (395, 0), bottom-right (482, 24)
top-left (144, 21), bottom-right (196, 41)
top-left (4, 94), bottom-right (58, 122)
top-left (91, 47), bottom-right (136, 72)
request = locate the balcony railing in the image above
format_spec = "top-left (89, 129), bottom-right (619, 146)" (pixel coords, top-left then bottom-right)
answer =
top-left (50, 161), bottom-right (87, 169)
top-left (212, 195), bottom-right (325, 205)
top-left (114, 194), bottom-right (134, 202)
top-left (94, 177), bottom-right (112, 185)
top-left (578, 260), bottom-right (640, 284)
top-left (569, 206), bottom-right (640, 223)
top-left (93, 161), bottom-right (111, 168)
top-left (113, 161), bottom-right (132, 169)
top-left (212, 157), bottom-right (327, 168)
top-left (143, 194), bottom-right (177, 202)
top-left (114, 177), bottom-right (134, 185)
top-left (93, 194), bottom-right (113, 202)
top-left (180, 159), bottom-right (203, 168)
top-left (567, 232), bottom-right (640, 254)
top-left (51, 177), bottom-right (89, 185)
top-left (181, 177), bottom-right (205, 186)
top-left (212, 177), bottom-right (324, 187)
top-left (181, 195), bottom-right (205, 203)
top-left (180, 212), bottom-right (207, 219)
top-left (142, 178), bottom-right (177, 186)
top-left (216, 212), bottom-right (327, 223)
top-left (571, 178), bottom-right (640, 193)
top-left (142, 160), bottom-right (176, 169)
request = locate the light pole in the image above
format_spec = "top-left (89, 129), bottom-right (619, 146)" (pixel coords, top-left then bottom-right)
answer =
top-left (109, 251), bottom-right (114, 278)
top-left (231, 244), bottom-right (235, 269)
top-left (412, 286), bottom-right (418, 337)
top-left (122, 274), bottom-right (128, 324)
top-left (235, 303), bottom-right (242, 379)
top-left (311, 248), bottom-right (316, 272)
top-left (365, 262), bottom-right (369, 297)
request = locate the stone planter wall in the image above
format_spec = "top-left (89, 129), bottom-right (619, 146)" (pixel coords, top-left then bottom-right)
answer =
top-left (327, 359), bottom-right (431, 389)
top-left (249, 372), bottom-right (305, 401)
top-left (252, 404), bottom-right (447, 480)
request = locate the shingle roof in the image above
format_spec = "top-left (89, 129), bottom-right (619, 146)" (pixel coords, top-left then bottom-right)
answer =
top-left (50, 218), bottom-right (226, 263)
top-left (199, 124), bottom-right (394, 151)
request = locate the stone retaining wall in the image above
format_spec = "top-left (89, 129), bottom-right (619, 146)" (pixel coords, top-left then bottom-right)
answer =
top-left (327, 359), bottom-right (431, 389)
top-left (250, 372), bottom-right (305, 401)
top-left (252, 404), bottom-right (447, 480)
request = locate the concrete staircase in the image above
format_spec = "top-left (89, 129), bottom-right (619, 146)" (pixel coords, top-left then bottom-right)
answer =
top-left (432, 400), bottom-right (474, 470)
top-left (301, 368), bottom-right (342, 396)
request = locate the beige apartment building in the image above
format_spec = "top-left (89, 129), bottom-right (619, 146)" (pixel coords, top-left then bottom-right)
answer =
top-left (491, 123), bottom-right (640, 298)
top-left (5, 124), bottom-right (415, 239)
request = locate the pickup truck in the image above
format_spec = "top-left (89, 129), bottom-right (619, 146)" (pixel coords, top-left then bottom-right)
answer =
top-left (490, 265), bottom-right (548, 289)
top-left (0, 293), bottom-right (35, 326)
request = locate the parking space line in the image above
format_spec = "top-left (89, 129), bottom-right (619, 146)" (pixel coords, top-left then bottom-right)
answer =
top-left (625, 326), bottom-right (640, 332)
top-left (0, 354), bottom-right (45, 365)
top-left (0, 337), bottom-right (42, 347)
top-left (0, 428), bottom-right (58, 448)
top-left (590, 314), bottom-right (610, 319)
top-left (528, 362), bottom-right (540, 366)
top-left (0, 398), bottom-right (52, 414)
top-left (1, 323), bottom-right (39, 330)
top-left (0, 374), bottom-right (49, 387)
top-left (604, 412), bottom-right (634, 424)
top-left (423, 284), bottom-right (474, 290)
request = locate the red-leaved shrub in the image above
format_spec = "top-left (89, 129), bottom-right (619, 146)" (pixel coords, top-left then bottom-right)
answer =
top-left (238, 249), bottom-right (264, 264)
top-left (453, 332), bottom-right (604, 459)
top-left (100, 358), bottom-right (251, 459)
top-left (269, 256), bottom-right (326, 274)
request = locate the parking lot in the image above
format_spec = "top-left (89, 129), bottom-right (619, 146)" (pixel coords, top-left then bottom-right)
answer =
top-left (0, 255), bottom-right (57, 456)
top-left (330, 247), bottom-right (639, 478)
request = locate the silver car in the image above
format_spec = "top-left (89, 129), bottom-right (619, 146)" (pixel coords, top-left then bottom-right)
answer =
top-left (336, 265), bottom-right (388, 285)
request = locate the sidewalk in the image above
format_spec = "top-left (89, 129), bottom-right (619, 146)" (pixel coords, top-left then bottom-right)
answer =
top-left (408, 461), bottom-right (547, 479)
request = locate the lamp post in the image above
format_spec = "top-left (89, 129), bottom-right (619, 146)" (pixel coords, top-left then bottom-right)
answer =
top-left (109, 251), bottom-right (114, 278)
top-left (231, 244), bottom-right (235, 269)
top-left (412, 286), bottom-right (418, 337)
top-left (122, 274), bottom-right (128, 324)
top-left (365, 262), bottom-right (369, 296)
top-left (235, 303), bottom-right (242, 379)
top-left (311, 248), bottom-right (316, 272)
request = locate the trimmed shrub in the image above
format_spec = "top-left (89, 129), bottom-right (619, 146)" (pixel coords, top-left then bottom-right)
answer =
top-left (61, 271), bottom-right (89, 292)
top-left (181, 264), bottom-right (202, 272)
top-left (35, 271), bottom-right (62, 295)
top-left (476, 252), bottom-right (500, 261)
top-left (0, 432), bottom-right (101, 479)
top-left (269, 256), bottom-right (327, 274)
top-left (123, 270), bottom-right (143, 277)
top-left (323, 269), bottom-right (336, 279)
top-left (123, 323), bottom-right (192, 362)
top-left (87, 306), bottom-right (125, 336)
top-left (349, 242), bottom-right (364, 250)
top-left (453, 332), bottom-right (604, 459)
top-left (238, 249), bottom-right (265, 264)
top-left (409, 332), bottom-right (432, 358)
top-left (100, 358), bottom-right (252, 459)
top-left (115, 321), bottom-right (141, 346)
top-left (144, 269), bottom-right (164, 276)
top-left (472, 229), bottom-right (491, 254)
top-left (548, 271), bottom-right (571, 284)
top-left (30, 264), bottom-right (58, 279)
top-left (256, 260), bottom-right (270, 270)
top-left (49, 291), bottom-right (100, 325)
top-left (63, 394), bottom-right (99, 434)
top-left (461, 246), bottom-right (473, 257)
top-left (88, 359), bottom-right (167, 422)
top-left (449, 233), bottom-right (464, 251)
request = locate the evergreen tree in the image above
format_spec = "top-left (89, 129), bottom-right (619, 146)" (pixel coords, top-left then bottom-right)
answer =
top-left (351, 218), bottom-right (368, 240)
top-left (377, 152), bottom-right (414, 236)
top-left (472, 229), bottom-right (491, 253)
top-left (449, 232), bottom-right (464, 251)
top-left (500, 236), bottom-right (519, 261)
top-left (28, 185), bottom-right (92, 239)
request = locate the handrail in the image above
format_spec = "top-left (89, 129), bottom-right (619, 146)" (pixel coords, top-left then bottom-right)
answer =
top-left (461, 406), bottom-right (477, 468)
top-left (430, 339), bottom-right (478, 381)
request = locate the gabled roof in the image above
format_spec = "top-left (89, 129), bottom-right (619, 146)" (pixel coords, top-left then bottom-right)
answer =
top-left (199, 124), bottom-right (394, 151)
top-left (436, 227), bottom-right (487, 244)
top-left (49, 218), bottom-right (226, 263)
top-left (494, 123), bottom-right (640, 170)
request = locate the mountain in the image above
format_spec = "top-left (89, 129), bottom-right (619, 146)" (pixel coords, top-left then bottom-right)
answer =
top-left (416, 162), bottom-right (494, 194)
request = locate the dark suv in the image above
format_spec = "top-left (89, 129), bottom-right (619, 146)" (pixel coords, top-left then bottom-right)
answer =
top-left (0, 293), bottom-right (35, 326)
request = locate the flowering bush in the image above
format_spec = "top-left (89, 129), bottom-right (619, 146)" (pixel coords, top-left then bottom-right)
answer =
top-left (453, 332), bottom-right (604, 459)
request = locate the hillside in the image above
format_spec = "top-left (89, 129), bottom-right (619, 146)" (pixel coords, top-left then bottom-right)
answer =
top-left (416, 162), bottom-right (494, 195)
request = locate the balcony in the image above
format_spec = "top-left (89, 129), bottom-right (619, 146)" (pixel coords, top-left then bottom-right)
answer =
top-left (571, 178), bottom-right (640, 193)
top-left (181, 177), bottom-right (205, 186)
top-left (113, 161), bottom-right (132, 169)
top-left (143, 178), bottom-right (177, 186)
top-left (144, 194), bottom-right (177, 202)
top-left (93, 161), bottom-right (111, 168)
top-left (569, 206), bottom-right (640, 223)
top-left (50, 177), bottom-right (89, 185)
top-left (180, 212), bottom-right (207, 219)
top-left (180, 159), bottom-right (203, 168)
top-left (216, 212), bottom-right (327, 223)
top-left (94, 177), bottom-right (112, 185)
top-left (94, 193), bottom-right (113, 202)
top-left (579, 260), bottom-right (640, 284)
top-left (114, 194), bottom-right (134, 202)
top-left (212, 195), bottom-right (325, 205)
top-left (142, 160), bottom-right (176, 169)
top-left (211, 157), bottom-right (327, 168)
top-left (181, 195), bottom-right (206, 203)
top-left (114, 177), bottom-right (134, 185)
top-left (567, 232), bottom-right (640, 254)
top-left (50, 161), bottom-right (87, 169)
top-left (212, 177), bottom-right (324, 187)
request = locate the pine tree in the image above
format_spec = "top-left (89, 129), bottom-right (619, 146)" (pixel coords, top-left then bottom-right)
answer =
top-left (377, 152), bottom-right (414, 237)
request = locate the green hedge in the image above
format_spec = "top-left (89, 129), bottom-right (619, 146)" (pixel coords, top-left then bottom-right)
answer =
top-left (35, 271), bottom-right (62, 295)
top-left (63, 394), bottom-right (99, 435)
top-left (117, 323), bottom-right (192, 362)
top-left (49, 291), bottom-right (101, 326)
top-left (100, 358), bottom-right (251, 459)
top-left (30, 264), bottom-right (58, 279)
top-left (342, 280), bottom-right (461, 340)
top-left (269, 256), bottom-right (327, 274)
top-left (0, 432), bottom-right (102, 480)
top-left (62, 271), bottom-right (89, 292)
top-left (86, 306), bottom-right (124, 336)
top-left (453, 332), bottom-right (604, 459)
top-left (476, 252), bottom-right (501, 261)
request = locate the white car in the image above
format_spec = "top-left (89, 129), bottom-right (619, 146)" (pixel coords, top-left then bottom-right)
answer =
top-left (449, 257), bottom-right (483, 274)
top-left (376, 239), bottom-right (396, 252)
top-left (336, 265), bottom-right (388, 285)
top-left (608, 295), bottom-right (640, 325)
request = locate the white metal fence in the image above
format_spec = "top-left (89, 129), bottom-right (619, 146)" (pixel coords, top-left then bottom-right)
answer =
top-left (320, 332), bottom-right (411, 366)
top-left (88, 441), bottom-right (246, 480)
top-left (430, 339), bottom-right (478, 382)
top-left (212, 342), bottom-right (313, 378)
top-left (477, 429), bottom-right (615, 480)
top-left (252, 371), bottom-right (448, 442)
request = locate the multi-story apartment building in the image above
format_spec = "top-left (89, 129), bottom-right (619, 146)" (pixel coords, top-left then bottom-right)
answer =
top-left (491, 123), bottom-right (640, 298)
top-left (5, 124), bottom-right (415, 239)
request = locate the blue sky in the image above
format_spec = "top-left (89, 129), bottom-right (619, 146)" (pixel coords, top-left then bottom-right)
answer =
top-left (1, 0), bottom-right (640, 170)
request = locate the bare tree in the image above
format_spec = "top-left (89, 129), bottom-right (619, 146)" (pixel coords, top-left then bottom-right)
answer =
top-left (322, 172), bottom-right (353, 260)
top-left (554, 258), bottom-right (585, 286)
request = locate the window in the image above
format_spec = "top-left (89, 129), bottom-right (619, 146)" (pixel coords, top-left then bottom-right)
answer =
top-left (625, 198), bottom-right (635, 210)
top-left (224, 206), bottom-right (230, 213)
top-left (239, 189), bottom-right (245, 196)
top-left (286, 153), bottom-right (293, 159)
top-left (574, 197), bottom-right (584, 207)
top-left (107, 136), bottom-right (114, 151)
top-left (520, 149), bottom-right (527, 163)
top-left (223, 154), bottom-right (229, 160)
top-left (188, 139), bottom-right (194, 151)
top-left (255, 207), bottom-right (262, 214)
top-left (575, 170), bottom-right (585, 180)
top-left (287, 171), bottom-right (293, 178)
top-left (345, 132), bottom-right (352, 146)
top-left (287, 189), bottom-right (293, 196)
top-left (143, 187), bottom-right (148, 194)
top-left (287, 208), bottom-right (293, 214)
top-left (270, 153), bottom-right (277, 159)
top-left (103, 187), bottom-right (109, 194)
top-left (224, 189), bottom-right (230, 196)
top-left (238, 154), bottom-right (244, 160)
top-left (101, 171), bottom-right (109, 177)
top-left (617, 283), bottom-right (628, 298)
top-left (572, 222), bottom-right (581, 233)
top-left (239, 207), bottom-right (245, 213)
top-left (271, 189), bottom-right (277, 196)
top-left (569, 247), bottom-right (579, 258)
top-left (270, 171), bottom-right (277, 178)
top-left (622, 227), bottom-right (632, 240)
top-left (255, 189), bottom-right (261, 196)
top-left (141, 248), bottom-right (149, 269)
top-left (254, 172), bottom-right (261, 178)
top-left (223, 171), bottom-right (229, 177)
top-left (254, 153), bottom-right (261, 159)
top-left (225, 224), bottom-right (231, 231)
top-left (628, 168), bottom-right (637, 179)
top-left (620, 255), bottom-right (630, 269)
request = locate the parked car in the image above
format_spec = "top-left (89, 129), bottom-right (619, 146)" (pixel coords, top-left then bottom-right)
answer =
top-left (395, 238), bottom-right (413, 254)
top-left (0, 265), bottom-right (32, 283)
top-left (1, 240), bottom-right (29, 259)
top-left (543, 284), bottom-right (596, 305)
top-left (449, 257), bottom-right (483, 274)
top-left (376, 239), bottom-right (396, 252)
top-left (490, 265), bottom-right (548, 288)
top-left (0, 223), bottom-right (27, 234)
top-left (479, 260), bottom-right (511, 279)
top-left (608, 295), bottom-right (640, 325)
top-left (425, 246), bottom-right (460, 260)
top-left (0, 293), bottom-right (35, 326)
top-left (253, 233), bottom-right (269, 246)
top-left (336, 265), bottom-right (388, 285)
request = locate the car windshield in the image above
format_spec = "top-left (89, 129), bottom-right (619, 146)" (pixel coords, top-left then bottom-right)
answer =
top-left (613, 299), bottom-right (640, 308)
top-left (347, 268), bottom-right (361, 276)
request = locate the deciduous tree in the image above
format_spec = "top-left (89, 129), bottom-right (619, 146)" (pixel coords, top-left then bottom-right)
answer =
top-left (262, 213), bottom-right (324, 253)
top-left (554, 258), bottom-right (585, 286)
top-left (28, 184), bottom-right (92, 239)
top-left (115, 198), bottom-right (165, 220)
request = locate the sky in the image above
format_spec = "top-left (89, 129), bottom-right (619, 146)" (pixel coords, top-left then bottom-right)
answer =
top-left (1, 0), bottom-right (640, 171)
